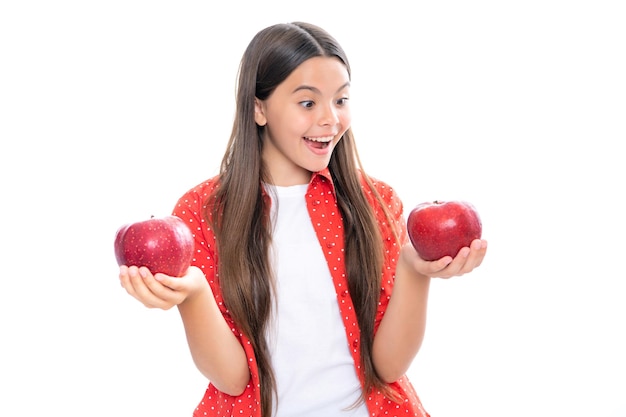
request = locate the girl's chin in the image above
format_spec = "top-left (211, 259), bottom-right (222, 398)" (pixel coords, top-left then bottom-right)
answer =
top-left (303, 160), bottom-right (331, 174)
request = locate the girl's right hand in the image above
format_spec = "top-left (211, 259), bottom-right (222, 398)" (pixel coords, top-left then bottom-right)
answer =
top-left (119, 265), bottom-right (208, 310)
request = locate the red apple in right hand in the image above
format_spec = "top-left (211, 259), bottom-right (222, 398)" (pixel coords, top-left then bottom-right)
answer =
top-left (114, 215), bottom-right (194, 277)
top-left (407, 200), bottom-right (482, 261)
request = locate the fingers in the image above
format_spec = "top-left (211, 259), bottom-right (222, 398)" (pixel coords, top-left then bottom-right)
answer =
top-left (119, 266), bottom-right (179, 309)
top-left (469, 238), bottom-right (488, 267)
top-left (431, 239), bottom-right (488, 279)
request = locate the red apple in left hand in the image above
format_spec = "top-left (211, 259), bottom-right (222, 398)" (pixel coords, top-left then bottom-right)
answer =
top-left (114, 215), bottom-right (194, 277)
top-left (407, 200), bottom-right (482, 261)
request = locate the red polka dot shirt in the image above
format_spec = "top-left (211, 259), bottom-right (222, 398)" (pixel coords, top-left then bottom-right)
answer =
top-left (173, 168), bottom-right (430, 417)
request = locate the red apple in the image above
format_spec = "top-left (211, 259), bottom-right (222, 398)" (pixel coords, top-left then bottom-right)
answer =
top-left (407, 200), bottom-right (482, 261)
top-left (114, 215), bottom-right (194, 277)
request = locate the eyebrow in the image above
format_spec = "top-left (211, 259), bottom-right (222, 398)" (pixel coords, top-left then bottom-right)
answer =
top-left (292, 81), bottom-right (351, 95)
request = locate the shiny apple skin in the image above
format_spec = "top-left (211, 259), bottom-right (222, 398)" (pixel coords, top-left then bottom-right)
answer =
top-left (114, 215), bottom-right (194, 277)
top-left (407, 200), bottom-right (482, 261)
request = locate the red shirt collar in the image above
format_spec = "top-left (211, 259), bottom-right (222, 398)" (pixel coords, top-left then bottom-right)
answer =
top-left (309, 167), bottom-right (336, 194)
top-left (260, 167), bottom-right (337, 197)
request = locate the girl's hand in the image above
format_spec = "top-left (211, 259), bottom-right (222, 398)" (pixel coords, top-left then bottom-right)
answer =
top-left (400, 238), bottom-right (488, 279)
top-left (119, 265), bottom-right (207, 310)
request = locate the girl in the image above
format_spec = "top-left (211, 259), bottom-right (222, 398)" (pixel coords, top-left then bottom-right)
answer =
top-left (119, 22), bottom-right (487, 417)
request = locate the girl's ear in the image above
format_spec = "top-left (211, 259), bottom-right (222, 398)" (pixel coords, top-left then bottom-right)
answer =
top-left (254, 98), bottom-right (267, 126)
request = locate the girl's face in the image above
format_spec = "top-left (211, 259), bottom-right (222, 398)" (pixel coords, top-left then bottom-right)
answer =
top-left (255, 56), bottom-right (351, 186)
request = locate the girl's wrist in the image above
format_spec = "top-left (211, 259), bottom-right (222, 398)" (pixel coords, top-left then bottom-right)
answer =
top-left (398, 246), bottom-right (430, 281)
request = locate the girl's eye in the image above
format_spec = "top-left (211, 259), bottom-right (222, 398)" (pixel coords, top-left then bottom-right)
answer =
top-left (336, 97), bottom-right (349, 106)
top-left (299, 100), bottom-right (314, 109)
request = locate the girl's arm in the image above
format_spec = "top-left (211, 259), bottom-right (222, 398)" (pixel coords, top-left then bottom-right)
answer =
top-left (372, 239), bottom-right (487, 383)
top-left (119, 265), bottom-right (250, 396)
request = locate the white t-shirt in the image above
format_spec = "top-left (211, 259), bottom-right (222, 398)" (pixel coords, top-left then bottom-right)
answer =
top-left (266, 183), bottom-right (369, 417)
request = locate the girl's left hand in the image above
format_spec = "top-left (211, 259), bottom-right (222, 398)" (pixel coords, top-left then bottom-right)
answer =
top-left (401, 238), bottom-right (488, 279)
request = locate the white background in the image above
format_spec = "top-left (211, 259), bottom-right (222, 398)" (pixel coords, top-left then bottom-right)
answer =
top-left (1, 1), bottom-right (625, 416)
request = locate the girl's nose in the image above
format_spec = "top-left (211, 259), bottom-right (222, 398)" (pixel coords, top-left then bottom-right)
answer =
top-left (318, 103), bottom-right (339, 126)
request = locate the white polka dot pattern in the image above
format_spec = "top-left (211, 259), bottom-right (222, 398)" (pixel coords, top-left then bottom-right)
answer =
top-left (172, 168), bottom-right (430, 417)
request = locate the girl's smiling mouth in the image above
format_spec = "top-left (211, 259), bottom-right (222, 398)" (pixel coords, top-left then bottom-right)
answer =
top-left (304, 135), bottom-right (335, 149)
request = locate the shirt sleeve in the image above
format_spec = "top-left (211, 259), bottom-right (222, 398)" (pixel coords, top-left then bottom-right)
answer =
top-left (173, 180), bottom-right (265, 416)
top-left (366, 177), bottom-right (408, 332)
top-left (171, 180), bottom-right (236, 328)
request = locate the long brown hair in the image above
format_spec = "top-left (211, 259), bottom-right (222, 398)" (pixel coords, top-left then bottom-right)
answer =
top-left (207, 22), bottom-right (397, 416)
